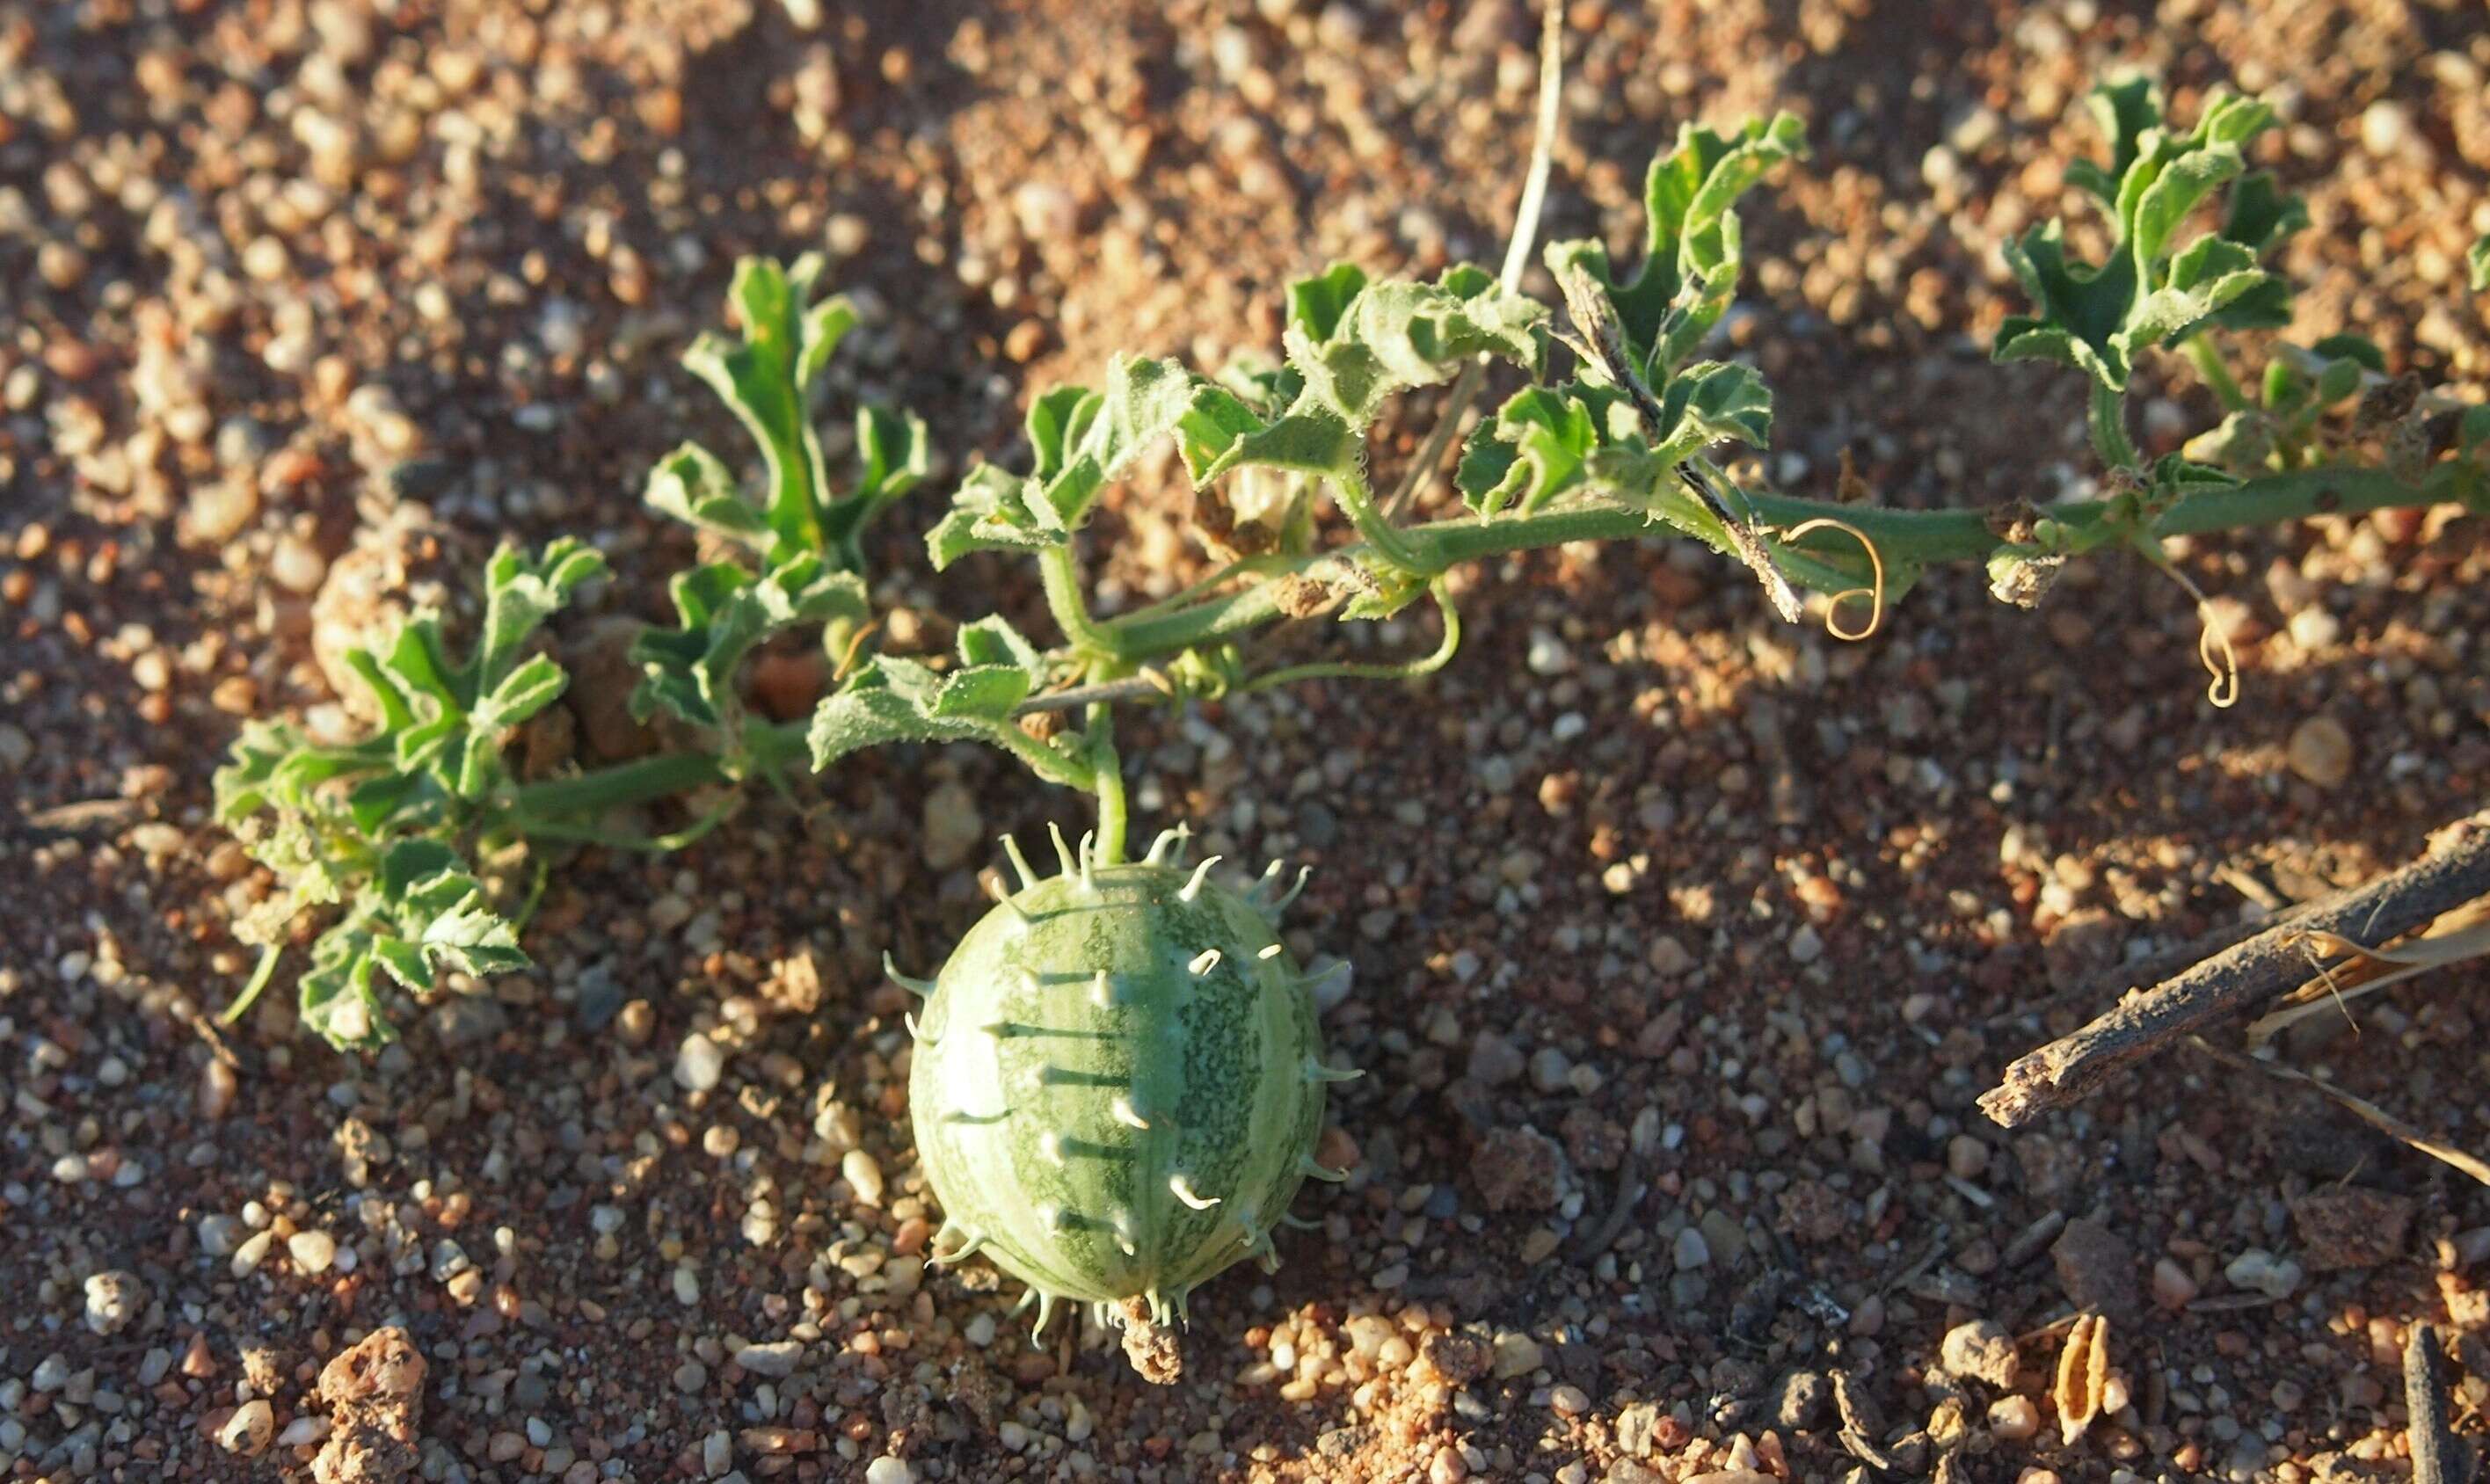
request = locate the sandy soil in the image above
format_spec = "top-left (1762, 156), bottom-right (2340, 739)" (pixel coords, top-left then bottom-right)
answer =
top-left (4, 0), bottom-right (2489, 1480)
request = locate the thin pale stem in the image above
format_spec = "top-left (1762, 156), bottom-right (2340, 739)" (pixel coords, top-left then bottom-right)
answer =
top-left (2182, 334), bottom-right (2249, 413)
top-left (1379, 0), bottom-right (1563, 522)
top-left (1241, 578), bottom-right (1461, 692)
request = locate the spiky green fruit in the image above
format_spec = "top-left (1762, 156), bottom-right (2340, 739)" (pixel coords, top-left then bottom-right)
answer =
top-left (901, 826), bottom-right (1352, 1339)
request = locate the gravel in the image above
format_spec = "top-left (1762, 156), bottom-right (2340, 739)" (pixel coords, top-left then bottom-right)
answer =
top-left (1, 4), bottom-right (2483, 1482)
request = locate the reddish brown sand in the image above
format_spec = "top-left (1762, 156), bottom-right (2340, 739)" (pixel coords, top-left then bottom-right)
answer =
top-left (4, 1), bottom-right (2487, 1480)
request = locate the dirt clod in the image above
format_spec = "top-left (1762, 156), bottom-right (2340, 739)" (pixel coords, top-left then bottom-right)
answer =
top-left (2292, 1188), bottom-right (2417, 1270)
top-left (311, 1327), bottom-right (426, 1484)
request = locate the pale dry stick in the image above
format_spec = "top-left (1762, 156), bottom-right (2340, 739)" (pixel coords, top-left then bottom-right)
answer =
top-left (1979, 806), bottom-right (2490, 1127)
top-left (2186, 1037), bottom-right (2490, 1188)
top-left (1553, 258), bottom-right (1805, 621)
top-left (2404, 1322), bottom-right (2466, 1484)
top-left (1380, 0), bottom-right (1565, 520)
top-left (2245, 898), bottom-right (2490, 1046)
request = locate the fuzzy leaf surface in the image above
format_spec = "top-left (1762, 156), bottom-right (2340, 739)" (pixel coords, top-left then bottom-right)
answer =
top-left (926, 357), bottom-right (1196, 570)
top-left (1994, 81), bottom-right (2301, 396)
top-left (630, 556), bottom-right (869, 729)
top-left (294, 839), bottom-right (527, 1050)
top-left (806, 615), bottom-right (1063, 771)
top-left (1543, 113), bottom-right (1806, 377)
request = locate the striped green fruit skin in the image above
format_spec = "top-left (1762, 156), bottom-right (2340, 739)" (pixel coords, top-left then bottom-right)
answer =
top-left (909, 859), bottom-right (1328, 1324)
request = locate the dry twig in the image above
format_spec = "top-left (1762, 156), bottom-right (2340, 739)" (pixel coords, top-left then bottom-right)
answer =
top-left (2405, 1322), bottom-right (2465, 1484)
top-left (2186, 1037), bottom-right (2490, 1189)
top-left (1980, 808), bottom-right (2490, 1127)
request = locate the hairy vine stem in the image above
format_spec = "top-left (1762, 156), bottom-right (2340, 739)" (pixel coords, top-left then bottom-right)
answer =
top-left (493, 457), bottom-right (2472, 829)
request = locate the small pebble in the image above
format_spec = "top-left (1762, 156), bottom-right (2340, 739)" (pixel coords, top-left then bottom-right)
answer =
top-left (1987, 1393), bottom-right (2041, 1442)
top-left (1467, 1031), bottom-right (1525, 1086)
top-left (271, 533), bottom-right (328, 593)
top-left (2285, 716), bottom-right (2353, 789)
top-left (231, 1229), bottom-right (274, 1277)
top-left (1673, 1226), bottom-right (1711, 1272)
top-left (1940, 1320), bottom-right (2019, 1388)
top-left (2151, 1256), bottom-right (2200, 1311)
top-left (735, 1341), bottom-right (803, 1379)
top-left (864, 1458), bottom-right (912, 1484)
top-left (674, 1033), bottom-right (724, 1092)
top-left (2224, 1248), bottom-right (2304, 1299)
top-left (843, 1148), bottom-right (886, 1206)
top-left (218, 1399), bottom-right (274, 1455)
top-left (1526, 1045), bottom-right (1572, 1094)
top-left (276, 1416), bottom-right (327, 1448)
top-left (83, 1270), bottom-right (143, 1336)
top-left (1490, 1331), bottom-right (1542, 1379)
top-left (288, 1229), bottom-right (338, 1274)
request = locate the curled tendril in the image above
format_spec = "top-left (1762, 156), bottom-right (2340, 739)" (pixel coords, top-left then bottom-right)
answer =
top-left (2151, 559), bottom-right (2241, 709)
top-left (1778, 517), bottom-right (1886, 641)
top-left (1241, 577), bottom-right (1463, 694)
top-left (832, 620), bottom-right (882, 684)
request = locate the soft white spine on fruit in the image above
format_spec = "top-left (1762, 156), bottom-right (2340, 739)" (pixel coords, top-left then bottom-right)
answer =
top-left (1176, 856), bottom-right (1221, 903)
top-left (1141, 823), bottom-right (1190, 866)
top-left (1249, 858), bottom-right (1312, 913)
top-left (884, 952), bottom-right (936, 999)
top-left (1304, 1054), bottom-right (1364, 1084)
top-left (1297, 1153), bottom-right (1349, 1183)
top-left (1002, 834), bottom-right (1040, 891)
top-left (985, 874), bottom-right (1030, 924)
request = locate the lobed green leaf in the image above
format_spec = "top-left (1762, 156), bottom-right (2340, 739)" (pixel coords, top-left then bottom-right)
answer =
top-left (1544, 112), bottom-right (1806, 377)
top-left (806, 614), bottom-right (1064, 771)
top-left (1457, 386), bottom-right (1601, 517)
top-left (288, 839), bottom-right (527, 1050)
top-left (1459, 362), bottom-right (1769, 521)
top-left (668, 255), bottom-right (924, 572)
top-left (1993, 80), bottom-right (2298, 399)
top-left (926, 356), bottom-right (1197, 570)
top-left (630, 556), bottom-right (869, 730)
